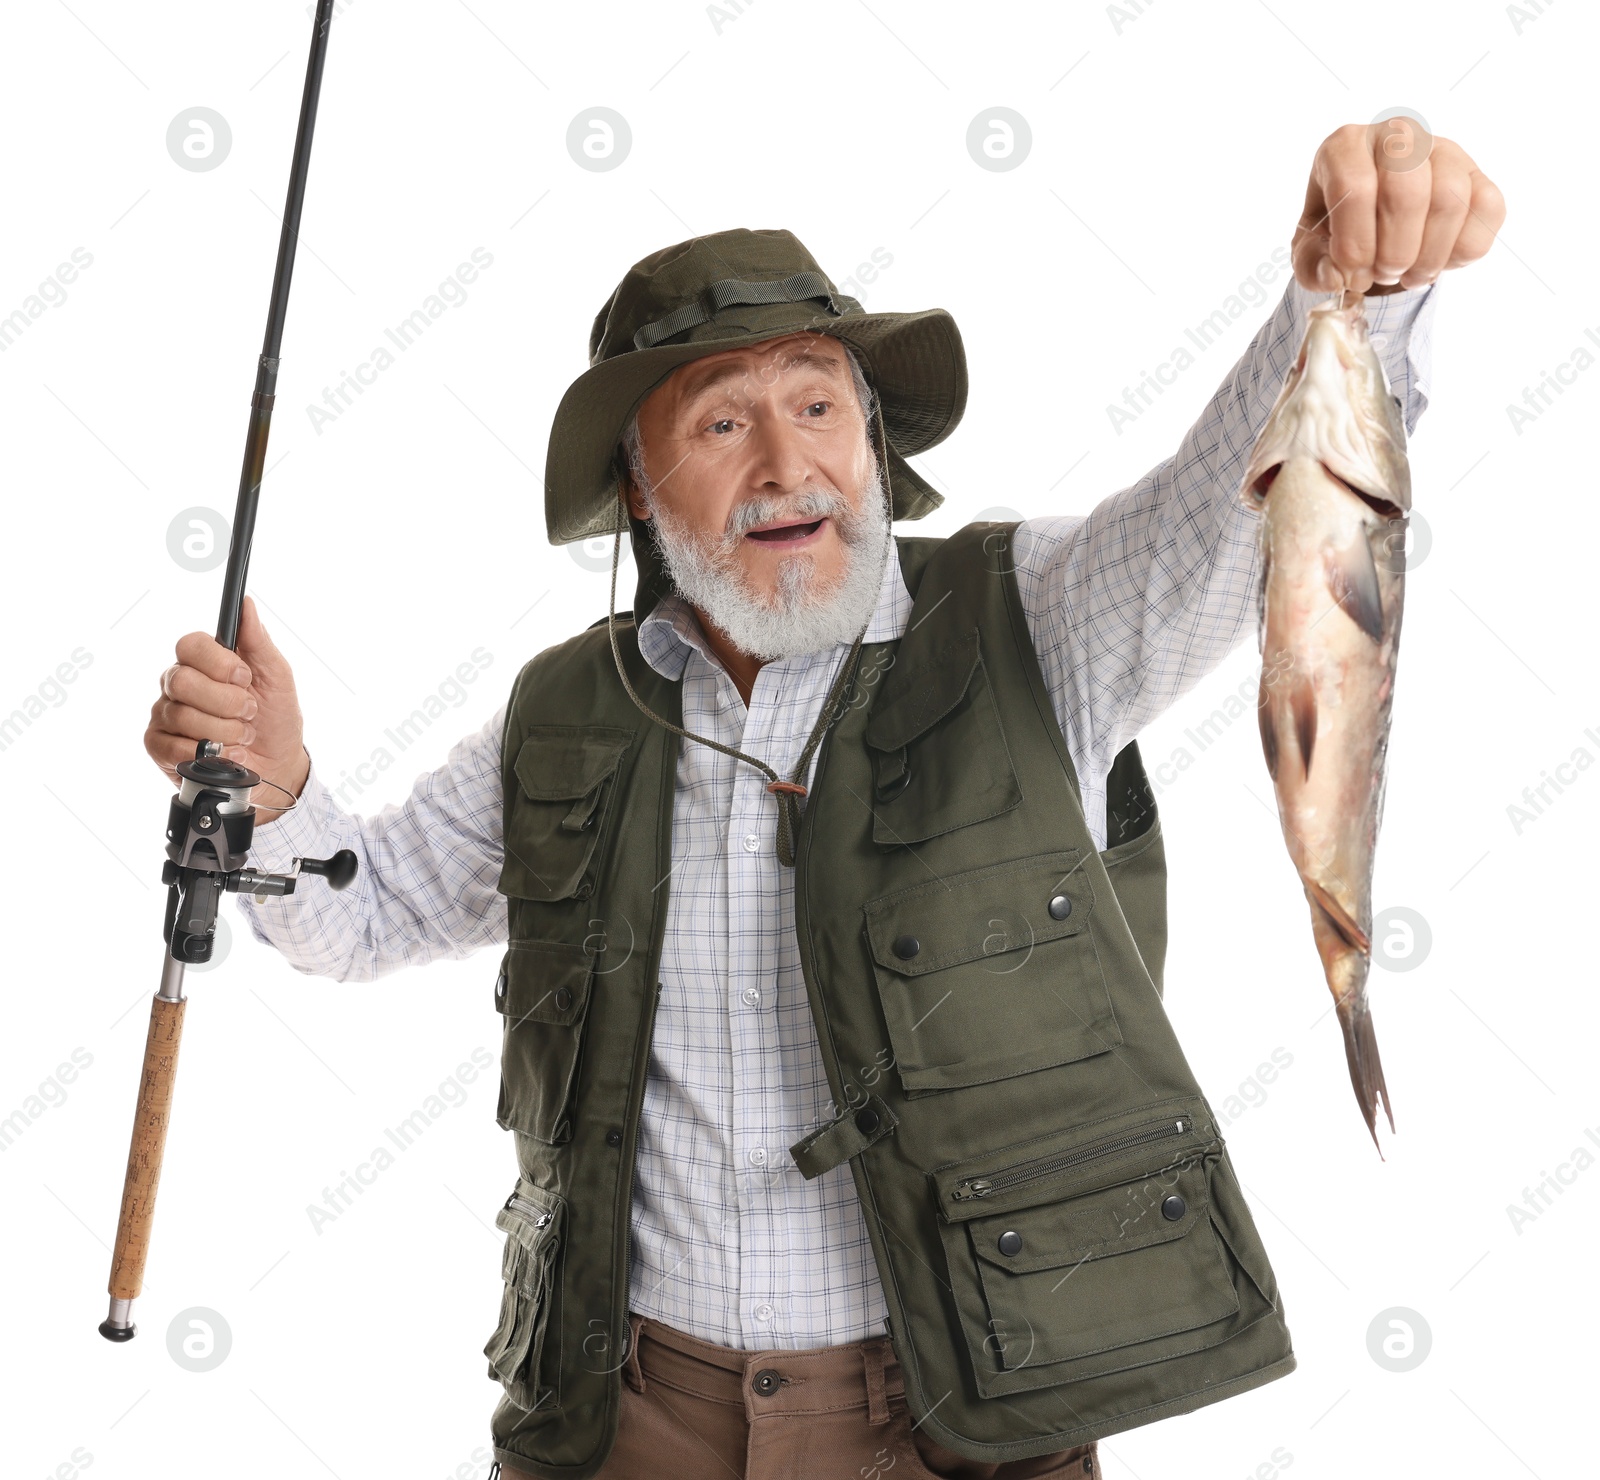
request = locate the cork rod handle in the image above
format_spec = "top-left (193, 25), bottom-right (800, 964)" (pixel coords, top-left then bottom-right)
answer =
top-left (105, 995), bottom-right (186, 1309)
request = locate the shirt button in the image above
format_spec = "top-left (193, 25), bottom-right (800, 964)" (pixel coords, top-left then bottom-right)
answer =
top-left (754, 1303), bottom-right (775, 1322)
top-left (741, 986), bottom-right (761, 1007)
top-left (742, 833), bottom-right (761, 853)
top-left (749, 1146), bottom-right (768, 1166)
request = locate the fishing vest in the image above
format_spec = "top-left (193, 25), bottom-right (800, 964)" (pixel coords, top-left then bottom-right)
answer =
top-left (486, 522), bottom-right (1296, 1478)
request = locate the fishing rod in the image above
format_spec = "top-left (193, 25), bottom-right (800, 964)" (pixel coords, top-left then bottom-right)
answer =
top-left (99, 0), bottom-right (355, 1342)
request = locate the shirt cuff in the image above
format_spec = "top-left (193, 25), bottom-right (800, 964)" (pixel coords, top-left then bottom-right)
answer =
top-left (245, 753), bottom-right (340, 871)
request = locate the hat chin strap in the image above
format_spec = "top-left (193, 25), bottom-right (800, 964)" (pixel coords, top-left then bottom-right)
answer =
top-left (599, 401), bottom-right (894, 867)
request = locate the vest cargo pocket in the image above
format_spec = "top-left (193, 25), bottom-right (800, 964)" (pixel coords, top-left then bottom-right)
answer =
top-left (863, 628), bottom-right (1022, 844)
top-left (500, 726), bottom-right (633, 902)
top-left (863, 849), bottom-right (1122, 1094)
top-left (931, 1101), bottom-right (1262, 1400)
top-left (484, 1181), bottom-right (565, 1412)
top-left (495, 939), bottom-right (596, 1143)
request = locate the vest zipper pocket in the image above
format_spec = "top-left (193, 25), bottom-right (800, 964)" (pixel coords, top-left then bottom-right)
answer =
top-left (506, 1194), bottom-right (553, 1226)
top-left (929, 1101), bottom-right (1247, 1399)
top-left (485, 1182), bottom-right (566, 1413)
top-left (950, 1116), bottom-right (1193, 1203)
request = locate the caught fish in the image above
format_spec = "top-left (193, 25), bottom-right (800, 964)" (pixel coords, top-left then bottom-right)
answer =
top-left (1239, 292), bottom-right (1410, 1153)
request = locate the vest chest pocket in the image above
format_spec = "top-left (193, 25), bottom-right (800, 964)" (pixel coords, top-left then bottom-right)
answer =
top-left (931, 1102), bottom-right (1255, 1399)
top-left (500, 726), bottom-right (633, 902)
top-left (495, 939), bottom-right (595, 1143)
top-left (863, 849), bottom-right (1122, 1095)
top-left (863, 628), bottom-right (1021, 845)
top-left (484, 1180), bottom-right (565, 1412)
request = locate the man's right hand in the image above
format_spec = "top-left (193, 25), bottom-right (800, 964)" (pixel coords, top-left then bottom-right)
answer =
top-left (144, 594), bottom-right (310, 823)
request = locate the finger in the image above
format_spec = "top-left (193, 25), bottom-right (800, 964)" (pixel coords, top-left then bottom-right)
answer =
top-left (1318, 126), bottom-right (1380, 293)
top-left (1401, 153), bottom-right (1472, 286)
top-left (1292, 172), bottom-right (1345, 290)
top-left (175, 629), bottom-right (252, 687)
top-left (237, 596), bottom-right (291, 686)
top-left (1372, 151), bottom-right (1432, 285)
top-left (1445, 173), bottom-right (1506, 267)
top-left (157, 699), bottom-right (256, 748)
top-left (163, 663), bottom-right (258, 720)
top-left (148, 730), bottom-right (204, 776)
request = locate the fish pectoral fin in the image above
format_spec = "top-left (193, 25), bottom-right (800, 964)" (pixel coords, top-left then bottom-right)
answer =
top-left (1290, 676), bottom-right (1317, 779)
top-left (1323, 529), bottom-right (1385, 643)
top-left (1258, 684), bottom-right (1280, 781)
top-left (1305, 877), bottom-right (1371, 955)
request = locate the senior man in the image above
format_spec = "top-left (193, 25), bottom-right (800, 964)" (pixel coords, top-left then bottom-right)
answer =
top-left (146, 125), bottom-right (1500, 1480)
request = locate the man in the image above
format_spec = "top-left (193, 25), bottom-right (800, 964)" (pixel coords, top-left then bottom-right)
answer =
top-left (146, 125), bottom-right (1501, 1480)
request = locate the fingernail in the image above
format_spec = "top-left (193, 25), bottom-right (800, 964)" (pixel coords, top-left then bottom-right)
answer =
top-left (240, 724), bottom-right (256, 745)
top-left (233, 664), bottom-right (252, 685)
top-left (242, 698), bottom-right (258, 720)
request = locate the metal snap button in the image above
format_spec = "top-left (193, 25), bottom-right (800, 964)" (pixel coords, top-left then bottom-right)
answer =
top-left (554, 987), bottom-right (572, 1011)
top-left (997, 1230), bottom-right (1023, 1257)
top-left (1161, 1194), bottom-right (1186, 1221)
top-left (605, 1128), bottom-right (623, 1147)
top-left (752, 1367), bottom-right (782, 1396)
top-left (854, 1107), bottom-right (880, 1135)
top-left (1048, 894), bottom-right (1073, 921)
top-left (892, 934), bottom-right (920, 960)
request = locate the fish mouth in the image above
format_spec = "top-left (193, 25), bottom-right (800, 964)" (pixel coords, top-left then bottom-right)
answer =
top-left (745, 517), bottom-right (827, 545)
top-left (1247, 459), bottom-right (1403, 520)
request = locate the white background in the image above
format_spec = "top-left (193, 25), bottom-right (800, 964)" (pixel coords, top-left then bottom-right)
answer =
top-left (1, 1), bottom-right (1592, 1476)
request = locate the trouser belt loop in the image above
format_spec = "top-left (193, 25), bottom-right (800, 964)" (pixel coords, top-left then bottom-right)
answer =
top-left (623, 1313), bottom-right (648, 1394)
top-left (862, 1337), bottom-right (891, 1425)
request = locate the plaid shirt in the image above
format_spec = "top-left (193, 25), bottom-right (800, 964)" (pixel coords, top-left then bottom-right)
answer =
top-left (239, 280), bottom-right (1435, 1350)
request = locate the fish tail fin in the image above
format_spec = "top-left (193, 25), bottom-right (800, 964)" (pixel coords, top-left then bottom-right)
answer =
top-left (1337, 998), bottom-right (1395, 1156)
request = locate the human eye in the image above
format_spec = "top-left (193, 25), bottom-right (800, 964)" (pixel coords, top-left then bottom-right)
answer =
top-left (802, 400), bottom-right (831, 418)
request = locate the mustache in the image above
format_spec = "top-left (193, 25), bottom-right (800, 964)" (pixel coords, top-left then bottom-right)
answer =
top-left (721, 486), bottom-right (856, 544)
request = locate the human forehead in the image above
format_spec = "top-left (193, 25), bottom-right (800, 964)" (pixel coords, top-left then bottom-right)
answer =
top-left (660, 333), bottom-right (850, 408)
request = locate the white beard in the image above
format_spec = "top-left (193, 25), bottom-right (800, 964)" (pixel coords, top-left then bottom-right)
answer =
top-left (641, 459), bottom-right (892, 662)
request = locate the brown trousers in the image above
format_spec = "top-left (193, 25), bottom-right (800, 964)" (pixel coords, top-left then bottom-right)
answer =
top-left (501, 1310), bottom-right (1097, 1480)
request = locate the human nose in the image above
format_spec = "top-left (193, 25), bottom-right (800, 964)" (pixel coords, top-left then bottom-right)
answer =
top-left (743, 404), bottom-right (814, 493)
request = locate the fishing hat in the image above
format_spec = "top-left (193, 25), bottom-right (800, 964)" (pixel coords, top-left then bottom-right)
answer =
top-left (544, 227), bottom-right (968, 614)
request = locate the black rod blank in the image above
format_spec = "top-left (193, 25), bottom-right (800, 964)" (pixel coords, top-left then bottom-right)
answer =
top-left (214, 0), bottom-right (337, 652)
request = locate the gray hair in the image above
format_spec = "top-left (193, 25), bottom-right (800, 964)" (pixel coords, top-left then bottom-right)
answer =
top-left (621, 340), bottom-right (877, 506)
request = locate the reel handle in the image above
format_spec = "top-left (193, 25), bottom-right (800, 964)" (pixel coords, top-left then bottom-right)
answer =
top-left (298, 850), bottom-right (357, 891)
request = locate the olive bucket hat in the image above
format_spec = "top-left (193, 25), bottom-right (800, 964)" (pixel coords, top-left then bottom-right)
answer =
top-left (544, 226), bottom-right (968, 552)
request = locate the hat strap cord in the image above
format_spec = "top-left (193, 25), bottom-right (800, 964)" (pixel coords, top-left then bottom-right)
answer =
top-left (601, 486), bottom-right (864, 864)
top-left (600, 405), bottom-right (894, 868)
top-left (601, 401), bottom-right (902, 864)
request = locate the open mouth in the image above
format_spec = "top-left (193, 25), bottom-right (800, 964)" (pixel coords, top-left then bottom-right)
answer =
top-left (745, 517), bottom-right (825, 544)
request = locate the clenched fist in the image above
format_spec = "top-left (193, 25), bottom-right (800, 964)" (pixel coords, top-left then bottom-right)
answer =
top-left (1293, 120), bottom-right (1505, 295)
top-left (145, 595), bottom-right (310, 823)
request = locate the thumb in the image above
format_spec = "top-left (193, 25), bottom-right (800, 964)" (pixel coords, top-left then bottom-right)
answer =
top-left (236, 595), bottom-right (292, 689)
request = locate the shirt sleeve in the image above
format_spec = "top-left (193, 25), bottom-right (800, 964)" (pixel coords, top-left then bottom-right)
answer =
top-left (1012, 278), bottom-right (1438, 851)
top-left (234, 704), bottom-right (509, 982)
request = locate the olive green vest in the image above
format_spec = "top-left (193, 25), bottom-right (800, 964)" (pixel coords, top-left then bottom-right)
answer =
top-left (486, 523), bottom-right (1295, 1477)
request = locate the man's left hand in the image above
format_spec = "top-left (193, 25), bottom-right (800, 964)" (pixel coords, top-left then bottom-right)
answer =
top-left (1292, 120), bottom-right (1505, 295)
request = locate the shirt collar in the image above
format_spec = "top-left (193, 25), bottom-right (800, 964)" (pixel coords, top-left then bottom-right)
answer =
top-left (637, 542), bottom-right (912, 681)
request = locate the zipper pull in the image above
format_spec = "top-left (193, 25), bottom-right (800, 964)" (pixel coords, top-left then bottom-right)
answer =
top-left (951, 1178), bottom-right (993, 1202)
